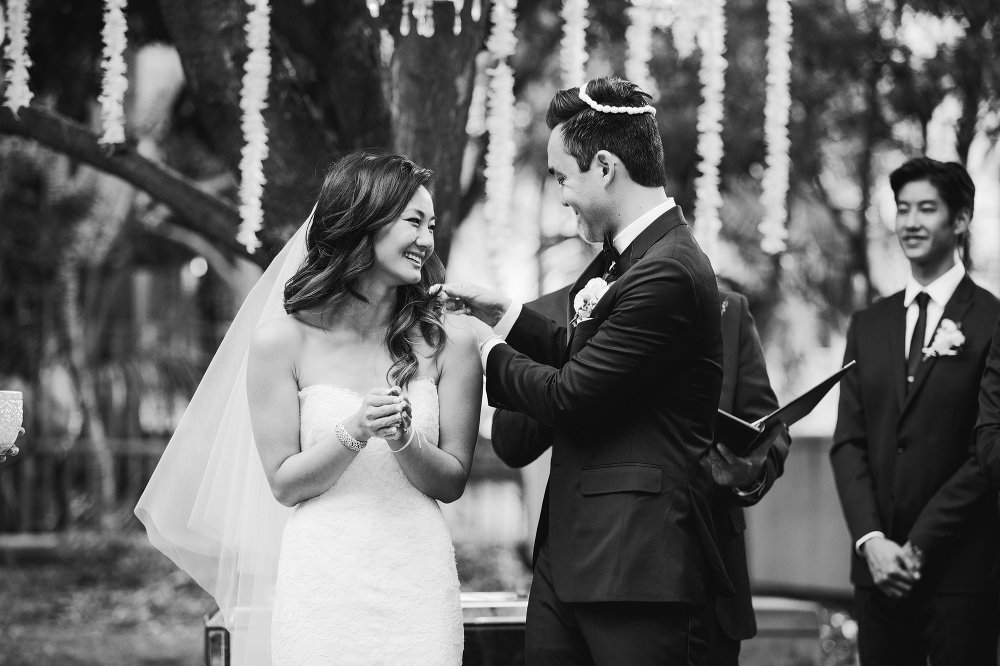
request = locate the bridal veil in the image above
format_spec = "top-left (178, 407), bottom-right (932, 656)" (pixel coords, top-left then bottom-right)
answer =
top-left (135, 213), bottom-right (313, 666)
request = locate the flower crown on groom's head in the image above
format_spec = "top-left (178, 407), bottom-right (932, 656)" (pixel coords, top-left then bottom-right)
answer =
top-left (578, 80), bottom-right (657, 116)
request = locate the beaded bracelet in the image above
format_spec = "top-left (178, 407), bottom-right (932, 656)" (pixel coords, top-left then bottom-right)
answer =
top-left (391, 427), bottom-right (419, 454)
top-left (334, 422), bottom-right (367, 452)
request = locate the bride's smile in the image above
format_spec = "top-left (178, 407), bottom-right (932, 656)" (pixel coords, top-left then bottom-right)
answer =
top-left (372, 185), bottom-right (436, 287)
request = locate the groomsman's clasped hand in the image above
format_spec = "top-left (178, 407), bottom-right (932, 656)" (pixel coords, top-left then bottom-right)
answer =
top-left (861, 535), bottom-right (922, 598)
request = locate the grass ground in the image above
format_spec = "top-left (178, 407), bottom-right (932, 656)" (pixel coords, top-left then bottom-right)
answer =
top-left (0, 535), bottom-right (214, 666)
top-left (0, 535), bottom-right (530, 666)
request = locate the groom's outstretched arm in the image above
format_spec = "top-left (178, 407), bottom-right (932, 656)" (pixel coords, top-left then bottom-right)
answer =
top-left (486, 256), bottom-right (714, 431)
top-left (492, 408), bottom-right (554, 468)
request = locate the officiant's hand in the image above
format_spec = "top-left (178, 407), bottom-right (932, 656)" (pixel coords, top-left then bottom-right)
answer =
top-left (430, 283), bottom-right (511, 328)
top-left (863, 536), bottom-right (919, 598)
top-left (706, 427), bottom-right (780, 488)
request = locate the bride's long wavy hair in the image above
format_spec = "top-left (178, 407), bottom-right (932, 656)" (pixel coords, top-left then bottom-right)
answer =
top-left (283, 151), bottom-right (446, 387)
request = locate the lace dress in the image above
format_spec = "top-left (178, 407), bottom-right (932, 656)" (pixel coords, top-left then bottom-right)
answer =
top-left (271, 378), bottom-right (463, 665)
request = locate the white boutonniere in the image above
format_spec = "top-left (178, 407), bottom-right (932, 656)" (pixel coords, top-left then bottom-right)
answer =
top-left (922, 318), bottom-right (965, 359)
top-left (572, 278), bottom-right (609, 327)
top-left (720, 298), bottom-right (729, 316)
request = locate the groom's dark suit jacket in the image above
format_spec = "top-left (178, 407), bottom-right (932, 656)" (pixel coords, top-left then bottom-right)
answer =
top-left (485, 206), bottom-right (732, 605)
top-left (831, 274), bottom-right (1000, 593)
top-left (493, 289), bottom-right (786, 638)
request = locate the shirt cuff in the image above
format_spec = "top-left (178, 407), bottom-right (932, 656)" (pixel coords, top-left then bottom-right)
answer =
top-left (855, 531), bottom-right (885, 555)
top-left (733, 476), bottom-right (766, 498)
top-left (480, 336), bottom-right (506, 372)
top-left (492, 301), bottom-right (522, 339)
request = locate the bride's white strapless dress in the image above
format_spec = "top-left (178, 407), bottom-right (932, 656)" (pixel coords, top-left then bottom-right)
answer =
top-left (271, 378), bottom-right (463, 665)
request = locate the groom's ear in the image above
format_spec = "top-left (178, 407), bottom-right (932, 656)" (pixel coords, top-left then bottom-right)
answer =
top-left (594, 150), bottom-right (617, 186)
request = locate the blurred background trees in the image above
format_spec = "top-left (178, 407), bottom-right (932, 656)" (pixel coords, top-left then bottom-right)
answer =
top-left (1, 0), bottom-right (998, 534)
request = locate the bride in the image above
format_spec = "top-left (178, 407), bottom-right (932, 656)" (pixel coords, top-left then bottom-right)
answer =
top-left (136, 152), bottom-right (482, 665)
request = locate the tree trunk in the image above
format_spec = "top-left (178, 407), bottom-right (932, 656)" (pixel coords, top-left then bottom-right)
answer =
top-left (59, 261), bottom-right (117, 531)
top-left (955, 36), bottom-right (984, 166)
top-left (155, 0), bottom-right (350, 252)
top-left (390, 2), bottom-right (488, 266)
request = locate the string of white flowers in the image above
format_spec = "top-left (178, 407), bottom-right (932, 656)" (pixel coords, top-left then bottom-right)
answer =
top-left (758, 0), bottom-right (792, 254)
top-left (377, 0), bottom-right (465, 34)
top-left (237, 0), bottom-right (271, 254)
top-left (559, 0), bottom-right (588, 87)
top-left (624, 3), bottom-right (656, 99)
top-left (413, 0), bottom-right (435, 37)
top-left (668, 1), bottom-right (706, 60)
top-left (483, 0), bottom-right (518, 285)
top-left (3, 0), bottom-right (33, 114)
top-left (691, 0), bottom-right (727, 261)
top-left (98, 0), bottom-right (128, 145)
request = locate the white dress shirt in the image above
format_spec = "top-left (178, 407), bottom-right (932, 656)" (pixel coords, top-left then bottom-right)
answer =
top-left (481, 198), bottom-right (677, 367)
top-left (854, 260), bottom-right (966, 555)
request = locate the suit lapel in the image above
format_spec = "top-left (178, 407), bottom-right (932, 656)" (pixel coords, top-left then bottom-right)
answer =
top-left (901, 274), bottom-right (976, 416)
top-left (563, 206), bottom-right (686, 350)
top-left (886, 293), bottom-right (907, 410)
top-left (617, 205), bottom-right (687, 276)
top-left (566, 253), bottom-right (607, 343)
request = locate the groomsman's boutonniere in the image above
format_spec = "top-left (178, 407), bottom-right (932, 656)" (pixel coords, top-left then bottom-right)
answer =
top-left (720, 298), bottom-right (729, 316)
top-left (922, 319), bottom-right (965, 359)
top-left (572, 278), bottom-right (609, 327)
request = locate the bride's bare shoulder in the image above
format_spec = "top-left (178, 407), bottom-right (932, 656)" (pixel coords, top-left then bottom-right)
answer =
top-left (251, 315), bottom-right (306, 357)
top-left (440, 315), bottom-right (480, 359)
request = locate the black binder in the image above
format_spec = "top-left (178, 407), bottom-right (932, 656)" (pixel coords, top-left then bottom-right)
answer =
top-left (714, 361), bottom-right (857, 456)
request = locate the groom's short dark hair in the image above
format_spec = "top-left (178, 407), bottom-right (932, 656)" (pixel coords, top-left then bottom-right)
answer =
top-left (546, 76), bottom-right (665, 188)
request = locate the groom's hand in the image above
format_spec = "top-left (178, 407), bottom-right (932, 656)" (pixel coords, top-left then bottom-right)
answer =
top-left (430, 283), bottom-right (511, 327)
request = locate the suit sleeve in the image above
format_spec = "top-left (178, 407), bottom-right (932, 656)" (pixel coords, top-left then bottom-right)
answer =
top-left (728, 296), bottom-right (788, 507)
top-left (505, 305), bottom-right (569, 368)
top-left (486, 257), bottom-right (711, 430)
top-left (830, 315), bottom-right (884, 542)
top-left (908, 336), bottom-right (995, 560)
top-left (491, 409), bottom-right (554, 469)
top-left (975, 316), bottom-right (1000, 490)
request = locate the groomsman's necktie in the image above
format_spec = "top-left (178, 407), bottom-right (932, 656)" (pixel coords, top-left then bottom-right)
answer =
top-left (907, 291), bottom-right (930, 390)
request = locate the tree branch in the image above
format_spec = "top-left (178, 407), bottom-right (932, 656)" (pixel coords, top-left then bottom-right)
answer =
top-left (0, 105), bottom-right (264, 268)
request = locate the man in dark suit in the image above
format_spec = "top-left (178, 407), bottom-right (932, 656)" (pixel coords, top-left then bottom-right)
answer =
top-left (492, 286), bottom-right (790, 666)
top-left (435, 76), bottom-right (731, 664)
top-left (830, 157), bottom-right (1000, 665)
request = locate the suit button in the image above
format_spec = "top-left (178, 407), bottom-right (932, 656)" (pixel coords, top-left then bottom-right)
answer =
top-left (897, 447), bottom-right (904, 453)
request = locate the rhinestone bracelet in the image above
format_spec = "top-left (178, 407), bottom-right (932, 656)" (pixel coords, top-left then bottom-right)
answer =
top-left (334, 422), bottom-right (367, 452)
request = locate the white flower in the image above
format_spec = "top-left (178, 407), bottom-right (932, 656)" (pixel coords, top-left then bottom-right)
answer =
top-left (691, 0), bottom-right (727, 263)
top-left (572, 277), bottom-right (609, 326)
top-left (922, 319), bottom-right (965, 358)
top-left (3, 0), bottom-right (33, 115)
top-left (98, 0), bottom-right (129, 146)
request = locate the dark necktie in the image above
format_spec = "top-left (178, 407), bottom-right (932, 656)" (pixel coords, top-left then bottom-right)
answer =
top-left (907, 292), bottom-right (930, 390)
top-left (602, 231), bottom-right (620, 281)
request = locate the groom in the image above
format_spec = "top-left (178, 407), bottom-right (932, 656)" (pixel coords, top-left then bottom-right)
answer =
top-left (436, 77), bottom-right (731, 665)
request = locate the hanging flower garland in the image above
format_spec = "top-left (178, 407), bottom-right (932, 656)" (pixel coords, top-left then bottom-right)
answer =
top-left (236, 0), bottom-right (271, 254)
top-left (3, 0), bottom-right (33, 114)
top-left (624, 2), bottom-right (656, 98)
top-left (98, 0), bottom-right (129, 146)
top-left (758, 0), bottom-right (792, 255)
top-left (388, 0), bottom-right (466, 36)
top-left (691, 0), bottom-right (727, 261)
top-left (559, 0), bottom-right (588, 88)
top-left (483, 0), bottom-right (518, 285)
